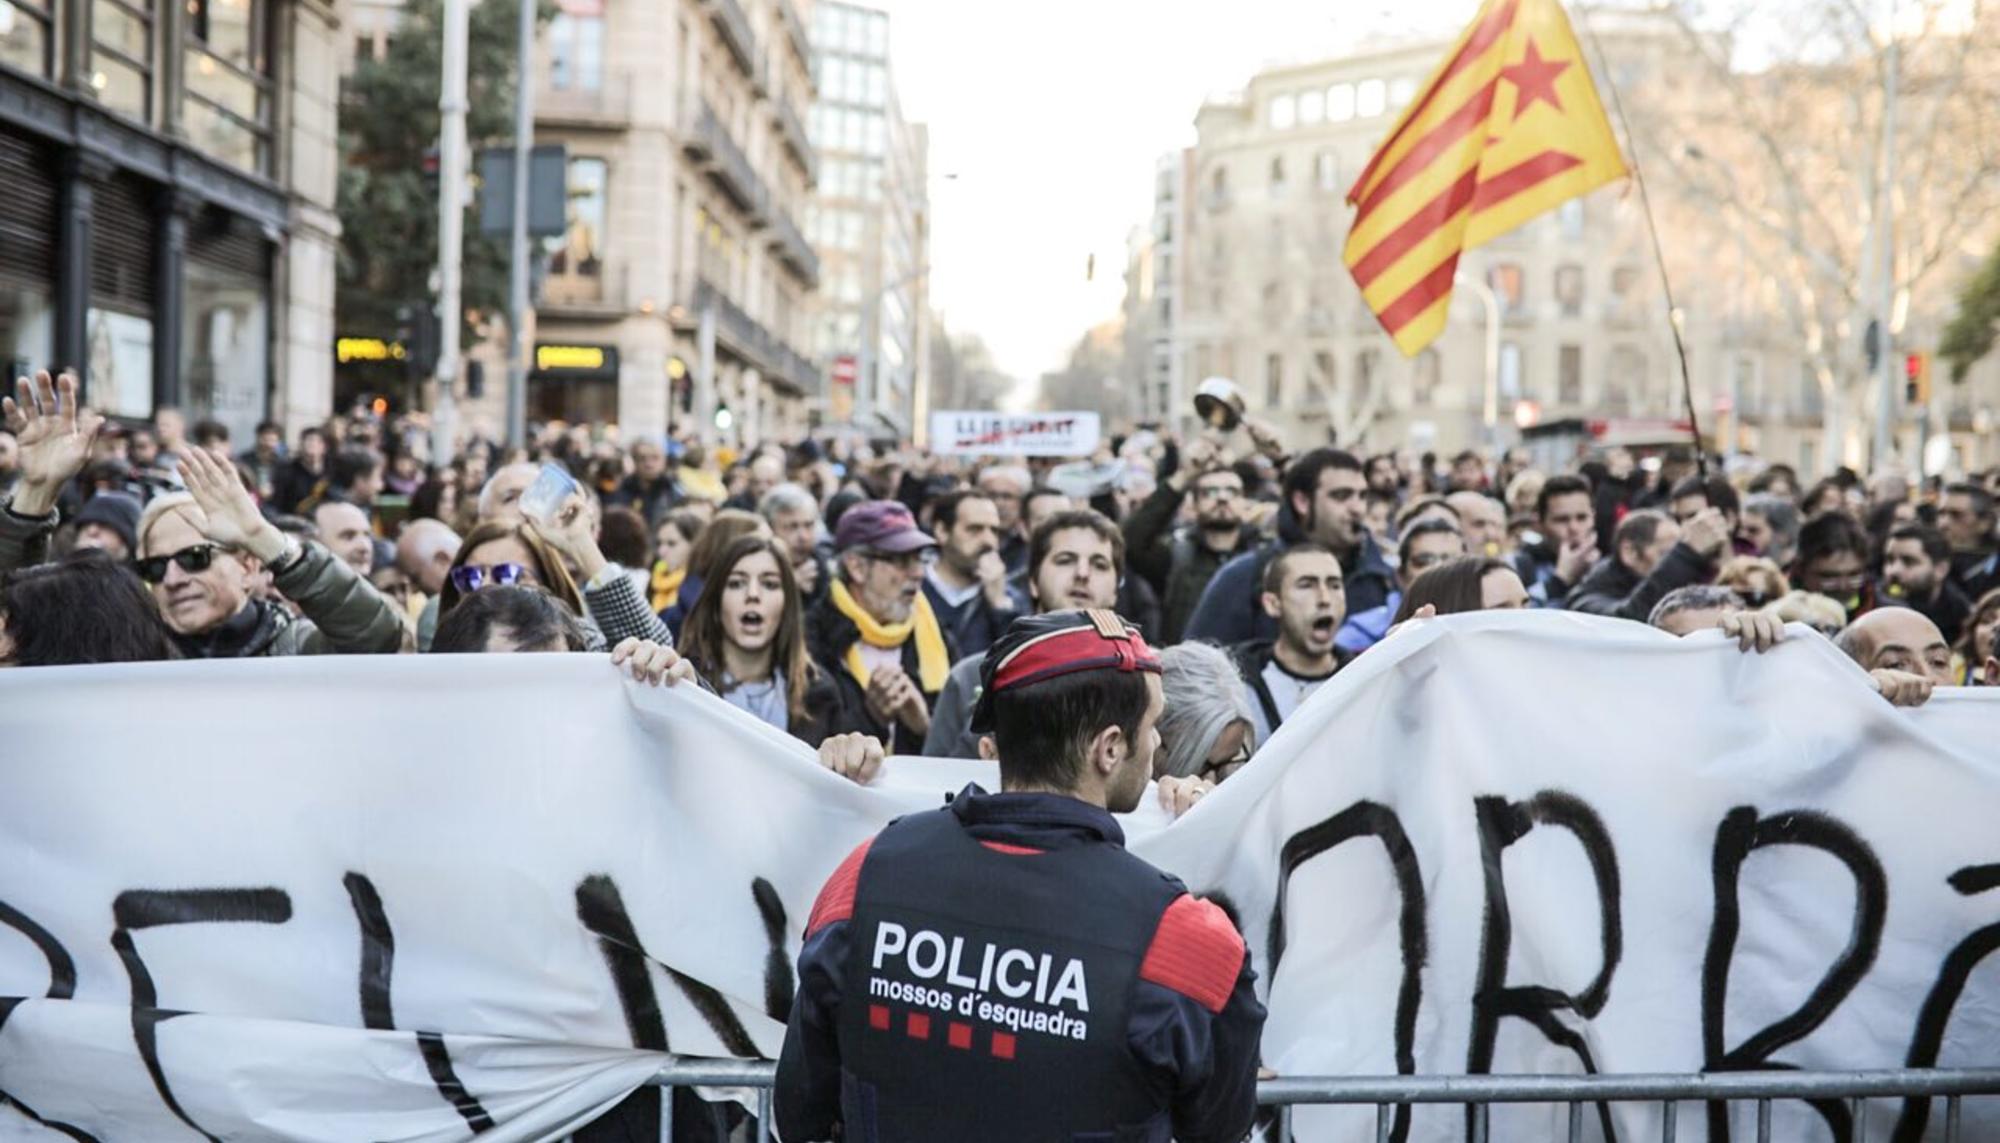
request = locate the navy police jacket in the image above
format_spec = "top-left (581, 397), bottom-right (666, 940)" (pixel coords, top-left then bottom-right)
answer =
top-left (775, 784), bottom-right (1266, 1143)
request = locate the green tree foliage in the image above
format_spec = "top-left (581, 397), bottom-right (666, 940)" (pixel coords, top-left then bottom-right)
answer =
top-left (335, 0), bottom-right (543, 339)
top-left (1940, 242), bottom-right (2000, 383)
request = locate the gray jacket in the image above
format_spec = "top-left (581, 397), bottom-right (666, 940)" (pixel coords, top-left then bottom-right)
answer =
top-left (919, 653), bottom-right (986, 760)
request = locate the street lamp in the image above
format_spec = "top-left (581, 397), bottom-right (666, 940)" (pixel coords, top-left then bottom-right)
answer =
top-left (1453, 271), bottom-right (1502, 448)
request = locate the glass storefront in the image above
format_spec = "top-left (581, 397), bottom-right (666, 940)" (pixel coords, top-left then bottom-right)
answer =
top-left (0, 286), bottom-right (51, 378)
top-left (85, 307), bottom-right (154, 419)
top-left (183, 260), bottom-right (269, 444)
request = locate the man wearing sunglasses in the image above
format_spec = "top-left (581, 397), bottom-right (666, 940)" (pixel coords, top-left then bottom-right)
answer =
top-left (135, 446), bottom-right (404, 657)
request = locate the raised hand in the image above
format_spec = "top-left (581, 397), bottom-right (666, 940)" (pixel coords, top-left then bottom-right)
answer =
top-left (1, 371), bottom-right (101, 516)
top-left (178, 445), bottom-right (286, 563)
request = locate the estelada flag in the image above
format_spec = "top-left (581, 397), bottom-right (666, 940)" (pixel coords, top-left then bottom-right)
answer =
top-left (1344, 0), bottom-right (1628, 356)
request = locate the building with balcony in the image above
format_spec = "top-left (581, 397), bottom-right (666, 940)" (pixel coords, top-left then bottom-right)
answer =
top-left (515, 0), bottom-right (822, 445)
top-left (0, 0), bottom-right (343, 443)
top-left (807, 0), bottom-right (927, 440)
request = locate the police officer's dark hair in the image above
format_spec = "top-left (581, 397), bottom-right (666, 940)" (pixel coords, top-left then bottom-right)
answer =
top-left (1028, 509), bottom-right (1124, 581)
top-left (990, 665), bottom-right (1152, 794)
top-left (930, 488), bottom-right (992, 534)
top-left (1536, 474), bottom-right (1593, 521)
top-left (1262, 541), bottom-right (1341, 595)
top-left (431, 585), bottom-right (588, 654)
top-left (1888, 523), bottom-right (1950, 568)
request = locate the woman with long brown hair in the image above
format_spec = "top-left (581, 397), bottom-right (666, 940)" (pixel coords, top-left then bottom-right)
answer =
top-left (678, 534), bottom-right (843, 745)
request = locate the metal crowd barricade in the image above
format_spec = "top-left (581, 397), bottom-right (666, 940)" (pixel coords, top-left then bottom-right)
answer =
top-left (644, 1059), bottom-right (2000, 1142)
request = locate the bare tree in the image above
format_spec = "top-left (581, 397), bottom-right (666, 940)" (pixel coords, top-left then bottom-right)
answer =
top-left (1618, 0), bottom-right (2000, 466)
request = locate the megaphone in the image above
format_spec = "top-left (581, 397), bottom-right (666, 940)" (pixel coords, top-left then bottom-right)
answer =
top-left (1193, 377), bottom-right (1245, 432)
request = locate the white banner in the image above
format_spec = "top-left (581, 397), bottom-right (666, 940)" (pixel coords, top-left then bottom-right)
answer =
top-left (1, 613), bottom-right (1997, 1141)
top-left (928, 410), bottom-right (1101, 457)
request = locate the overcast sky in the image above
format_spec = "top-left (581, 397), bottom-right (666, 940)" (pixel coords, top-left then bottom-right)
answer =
top-left (869, 1), bottom-right (1468, 385)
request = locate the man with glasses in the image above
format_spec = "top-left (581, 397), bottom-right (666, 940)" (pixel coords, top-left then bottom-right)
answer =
top-left (806, 500), bottom-right (959, 750)
top-left (1563, 507), bottom-right (1726, 623)
top-left (1336, 518), bottom-right (1465, 653)
top-left (1185, 448), bottom-right (1395, 646)
top-left (1938, 483), bottom-right (1998, 602)
top-left (977, 464), bottom-right (1033, 575)
top-left (1123, 436), bottom-right (1253, 643)
top-left (135, 445), bottom-right (404, 658)
top-left (1233, 543), bottom-right (1348, 745)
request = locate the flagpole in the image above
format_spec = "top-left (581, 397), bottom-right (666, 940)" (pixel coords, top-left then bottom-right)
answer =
top-left (1573, 6), bottom-right (1709, 479)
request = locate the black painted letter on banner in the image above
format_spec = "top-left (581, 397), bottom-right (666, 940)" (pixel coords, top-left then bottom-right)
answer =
top-left (1466, 791), bottom-right (1623, 1143)
top-left (1270, 800), bottom-right (1426, 1143)
top-left (1892, 863), bottom-right (2000, 1142)
top-left (0, 899), bottom-right (96, 1141)
top-left (110, 888), bottom-right (292, 1143)
top-left (1701, 806), bottom-right (1886, 1141)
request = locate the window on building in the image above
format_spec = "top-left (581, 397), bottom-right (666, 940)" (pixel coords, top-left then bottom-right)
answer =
top-left (1312, 350), bottom-right (1336, 399)
top-left (864, 113), bottom-right (885, 156)
top-left (1734, 354), bottom-right (1760, 414)
top-left (1488, 262), bottom-right (1525, 317)
top-left (548, 157), bottom-right (607, 288)
top-left (1554, 264), bottom-right (1584, 318)
top-left (1298, 88), bottom-right (1324, 124)
top-left (1210, 164), bottom-right (1228, 203)
top-left (1413, 348), bottom-right (1440, 406)
top-left (1327, 82), bottom-right (1355, 121)
top-left (1315, 150), bottom-right (1339, 192)
top-left (1558, 344), bottom-right (1582, 404)
top-left (0, 0), bottom-right (54, 77)
top-left (1269, 93), bottom-right (1296, 130)
top-left (1269, 156), bottom-right (1286, 194)
top-left (91, 0), bottom-right (153, 121)
top-left (1498, 342), bottom-right (1523, 400)
top-left (1265, 353), bottom-right (1284, 407)
top-left (185, 0), bottom-right (273, 172)
top-left (1612, 265), bottom-right (1641, 300)
top-left (865, 63), bottom-right (886, 103)
top-left (866, 10), bottom-right (888, 54)
top-left (1356, 78), bottom-right (1387, 117)
top-left (1389, 77), bottom-right (1417, 107)
top-left (1610, 345), bottom-right (1647, 410)
top-left (548, 6), bottom-right (604, 90)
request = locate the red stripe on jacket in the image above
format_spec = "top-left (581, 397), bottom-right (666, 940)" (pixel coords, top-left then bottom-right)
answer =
top-left (805, 838), bottom-right (875, 938)
top-left (1138, 894), bottom-right (1247, 1015)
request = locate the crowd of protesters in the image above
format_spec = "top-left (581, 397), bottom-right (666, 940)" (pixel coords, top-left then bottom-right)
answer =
top-left (6, 369), bottom-right (2000, 796)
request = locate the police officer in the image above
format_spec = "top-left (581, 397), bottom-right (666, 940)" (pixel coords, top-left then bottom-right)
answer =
top-left (776, 610), bottom-right (1266, 1142)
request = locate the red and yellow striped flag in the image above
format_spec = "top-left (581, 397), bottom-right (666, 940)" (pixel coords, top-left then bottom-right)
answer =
top-left (1344, 0), bottom-right (1628, 356)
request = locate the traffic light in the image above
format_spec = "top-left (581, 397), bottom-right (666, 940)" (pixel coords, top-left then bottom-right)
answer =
top-left (1904, 351), bottom-right (1932, 406)
top-left (395, 305), bottom-right (440, 381)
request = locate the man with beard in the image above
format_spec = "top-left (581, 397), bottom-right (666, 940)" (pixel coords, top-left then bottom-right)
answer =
top-left (1880, 523), bottom-right (1971, 645)
top-left (921, 490), bottom-right (1024, 657)
top-left (1122, 435), bottom-right (1251, 643)
top-left (778, 610), bottom-right (1264, 1143)
top-left (806, 500), bottom-right (957, 750)
top-left (1185, 448), bottom-right (1394, 646)
top-left (925, 509), bottom-right (1125, 758)
top-left (1234, 543), bottom-right (1347, 745)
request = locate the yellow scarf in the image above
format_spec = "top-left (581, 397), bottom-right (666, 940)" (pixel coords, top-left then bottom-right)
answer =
top-left (650, 563), bottom-right (686, 614)
top-left (830, 578), bottom-right (951, 693)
